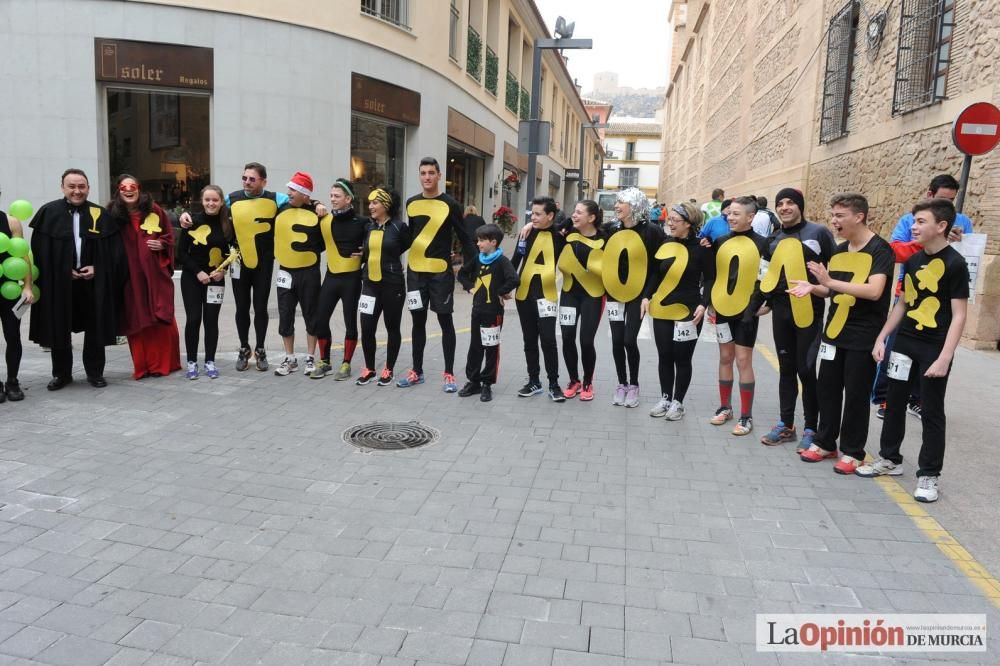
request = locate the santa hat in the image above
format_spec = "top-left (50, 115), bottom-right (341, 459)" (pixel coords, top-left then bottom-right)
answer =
top-left (287, 171), bottom-right (313, 197)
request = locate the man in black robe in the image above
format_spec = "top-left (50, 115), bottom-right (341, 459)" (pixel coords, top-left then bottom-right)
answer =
top-left (29, 169), bottom-right (127, 389)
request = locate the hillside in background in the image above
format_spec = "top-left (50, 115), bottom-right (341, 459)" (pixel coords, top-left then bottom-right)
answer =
top-left (585, 87), bottom-right (664, 119)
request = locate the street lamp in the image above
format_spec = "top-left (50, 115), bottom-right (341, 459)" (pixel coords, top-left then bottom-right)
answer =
top-left (578, 120), bottom-right (608, 200)
top-left (523, 16), bottom-right (592, 212)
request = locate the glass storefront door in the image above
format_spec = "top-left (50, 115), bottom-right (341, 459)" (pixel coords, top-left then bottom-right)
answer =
top-left (351, 114), bottom-right (405, 211)
top-left (445, 145), bottom-right (485, 213)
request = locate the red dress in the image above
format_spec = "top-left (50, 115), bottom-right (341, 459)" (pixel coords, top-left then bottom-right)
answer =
top-left (121, 204), bottom-right (181, 379)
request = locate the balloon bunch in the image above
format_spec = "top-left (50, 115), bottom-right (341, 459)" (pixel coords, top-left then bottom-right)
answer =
top-left (2, 200), bottom-right (39, 302)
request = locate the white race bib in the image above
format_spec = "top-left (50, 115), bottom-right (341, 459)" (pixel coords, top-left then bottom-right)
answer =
top-left (536, 298), bottom-right (557, 318)
top-left (480, 325), bottom-right (501, 347)
top-left (673, 320), bottom-right (697, 342)
top-left (358, 294), bottom-right (376, 315)
top-left (559, 306), bottom-right (577, 327)
top-left (818, 341), bottom-right (836, 361)
top-left (406, 290), bottom-right (423, 311)
top-left (229, 258), bottom-right (241, 280)
top-left (275, 270), bottom-right (293, 289)
top-left (715, 322), bottom-right (733, 344)
top-left (206, 285), bottom-right (225, 304)
top-left (887, 352), bottom-right (913, 381)
top-left (606, 301), bottom-right (625, 322)
top-left (757, 258), bottom-right (770, 281)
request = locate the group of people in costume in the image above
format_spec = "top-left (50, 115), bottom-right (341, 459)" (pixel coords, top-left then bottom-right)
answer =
top-left (2, 164), bottom-right (970, 503)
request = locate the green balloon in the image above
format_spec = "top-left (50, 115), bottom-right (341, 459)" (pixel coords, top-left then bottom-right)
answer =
top-left (7, 237), bottom-right (28, 258)
top-left (31, 285), bottom-right (40, 302)
top-left (0, 281), bottom-right (20, 300)
top-left (31, 263), bottom-right (39, 281)
top-left (0, 233), bottom-right (9, 254)
top-left (1, 257), bottom-right (27, 281)
top-left (8, 200), bottom-right (32, 221)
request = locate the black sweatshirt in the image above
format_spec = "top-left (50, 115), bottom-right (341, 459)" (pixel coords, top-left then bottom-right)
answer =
top-left (176, 212), bottom-right (231, 275)
top-left (471, 255), bottom-right (520, 316)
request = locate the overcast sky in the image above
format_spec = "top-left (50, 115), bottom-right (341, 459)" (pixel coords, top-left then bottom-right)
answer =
top-left (533, 0), bottom-right (672, 91)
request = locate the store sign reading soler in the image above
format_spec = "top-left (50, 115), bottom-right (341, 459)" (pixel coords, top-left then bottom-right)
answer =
top-left (95, 38), bottom-right (213, 90)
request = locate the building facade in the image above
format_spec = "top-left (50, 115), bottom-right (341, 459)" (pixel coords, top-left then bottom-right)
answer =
top-left (660, 0), bottom-right (1000, 348)
top-left (603, 119), bottom-right (662, 200)
top-left (1, 0), bottom-right (601, 229)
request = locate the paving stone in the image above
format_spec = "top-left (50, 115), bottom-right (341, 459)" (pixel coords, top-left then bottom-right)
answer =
top-left (0, 626), bottom-right (64, 658)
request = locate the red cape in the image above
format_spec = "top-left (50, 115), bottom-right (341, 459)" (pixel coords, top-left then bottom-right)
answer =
top-left (121, 203), bottom-right (176, 335)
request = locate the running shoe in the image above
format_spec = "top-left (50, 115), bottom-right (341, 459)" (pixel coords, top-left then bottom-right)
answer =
top-left (833, 455), bottom-right (862, 475)
top-left (443, 373), bottom-right (459, 393)
top-left (855, 457), bottom-right (903, 477)
top-left (396, 369), bottom-right (425, 387)
top-left (624, 385), bottom-right (640, 408)
top-left (563, 380), bottom-right (582, 399)
top-left (548, 383), bottom-right (566, 403)
top-left (799, 445), bottom-right (837, 462)
top-left (458, 382), bottom-right (481, 397)
top-left (356, 368), bottom-right (376, 385)
top-left (518, 380), bottom-right (543, 397)
top-left (274, 356), bottom-right (297, 376)
top-left (235, 347), bottom-right (251, 372)
top-left (664, 400), bottom-right (685, 421)
top-left (204, 361), bottom-right (220, 379)
top-left (377, 368), bottom-right (394, 387)
top-left (480, 384), bottom-right (493, 402)
top-left (612, 384), bottom-right (627, 406)
top-left (334, 361), bottom-right (352, 381)
top-left (875, 402), bottom-right (886, 419)
top-left (799, 428), bottom-right (817, 452)
top-left (4, 379), bottom-right (23, 401)
top-left (255, 348), bottom-right (269, 371)
top-left (710, 406), bottom-right (733, 425)
top-left (310, 359), bottom-right (331, 379)
top-left (649, 395), bottom-right (671, 418)
top-left (732, 416), bottom-right (753, 436)
top-left (914, 475), bottom-right (939, 503)
top-left (760, 422), bottom-right (796, 446)
top-left (303, 356), bottom-right (317, 377)
top-left (186, 361), bottom-right (199, 380)
top-left (907, 401), bottom-right (922, 419)
top-left (580, 383), bottom-right (595, 402)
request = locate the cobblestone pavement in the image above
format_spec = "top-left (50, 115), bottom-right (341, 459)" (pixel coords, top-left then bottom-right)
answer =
top-left (0, 284), bottom-right (998, 665)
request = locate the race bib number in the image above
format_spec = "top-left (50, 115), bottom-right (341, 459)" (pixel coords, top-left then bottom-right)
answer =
top-left (606, 301), bottom-right (625, 322)
top-left (206, 286), bottom-right (225, 304)
top-left (757, 258), bottom-right (769, 281)
top-left (358, 294), bottom-right (376, 315)
top-left (887, 352), bottom-right (913, 381)
top-left (480, 325), bottom-right (501, 347)
top-left (537, 298), bottom-right (557, 318)
top-left (229, 258), bottom-right (241, 280)
top-left (558, 306), bottom-right (577, 326)
top-left (715, 322), bottom-right (733, 344)
top-left (406, 290), bottom-right (423, 311)
top-left (673, 320), bottom-right (697, 342)
top-left (275, 270), bottom-right (293, 289)
top-left (818, 341), bottom-right (836, 361)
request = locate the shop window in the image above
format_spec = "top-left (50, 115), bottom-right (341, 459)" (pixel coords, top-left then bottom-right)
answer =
top-left (350, 114), bottom-right (405, 211)
top-left (106, 88), bottom-right (210, 215)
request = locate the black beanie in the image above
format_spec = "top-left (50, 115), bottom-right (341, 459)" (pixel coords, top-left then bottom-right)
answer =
top-left (775, 187), bottom-right (805, 214)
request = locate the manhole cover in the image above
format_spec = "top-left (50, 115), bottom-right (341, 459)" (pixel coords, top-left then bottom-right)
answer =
top-left (343, 421), bottom-right (440, 450)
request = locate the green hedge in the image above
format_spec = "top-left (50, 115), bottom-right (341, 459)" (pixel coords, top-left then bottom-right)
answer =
top-left (485, 47), bottom-right (498, 95)
top-left (467, 28), bottom-right (482, 81)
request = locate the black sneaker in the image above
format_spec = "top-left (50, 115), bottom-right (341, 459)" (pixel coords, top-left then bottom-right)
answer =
top-left (458, 382), bottom-right (481, 397)
top-left (480, 384), bottom-right (493, 402)
top-left (0, 383), bottom-right (5, 404)
top-left (235, 347), bottom-right (251, 371)
top-left (254, 348), bottom-right (269, 372)
top-left (376, 368), bottom-right (394, 387)
top-left (5, 379), bottom-right (24, 402)
top-left (875, 402), bottom-right (886, 420)
top-left (517, 380), bottom-right (543, 397)
top-left (907, 400), bottom-right (922, 419)
top-left (548, 384), bottom-right (566, 403)
top-left (355, 368), bottom-right (376, 386)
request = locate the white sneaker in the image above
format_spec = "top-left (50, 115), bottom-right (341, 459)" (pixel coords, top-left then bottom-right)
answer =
top-left (649, 395), bottom-right (671, 418)
top-left (624, 385), bottom-right (640, 408)
top-left (854, 457), bottom-right (903, 477)
top-left (303, 356), bottom-right (316, 377)
top-left (612, 384), bottom-right (627, 406)
top-left (274, 356), bottom-right (298, 376)
top-left (914, 476), bottom-right (939, 503)
top-left (665, 400), bottom-right (685, 421)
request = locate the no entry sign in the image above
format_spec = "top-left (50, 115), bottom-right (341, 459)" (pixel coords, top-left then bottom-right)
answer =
top-left (952, 102), bottom-right (1000, 156)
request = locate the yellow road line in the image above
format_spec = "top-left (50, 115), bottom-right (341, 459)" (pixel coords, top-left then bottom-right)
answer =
top-left (755, 342), bottom-right (1000, 609)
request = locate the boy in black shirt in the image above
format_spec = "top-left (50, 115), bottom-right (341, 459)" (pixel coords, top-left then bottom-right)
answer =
top-left (857, 198), bottom-right (969, 503)
top-left (458, 224), bottom-right (519, 402)
top-left (788, 194), bottom-right (894, 473)
top-left (513, 197), bottom-right (567, 401)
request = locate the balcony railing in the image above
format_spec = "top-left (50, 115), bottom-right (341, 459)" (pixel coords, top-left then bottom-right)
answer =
top-left (519, 86), bottom-right (529, 120)
top-left (505, 71), bottom-right (519, 113)
top-left (467, 27), bottom-right (482, 81)
top-left (485, 47), bottom-right (499, 96)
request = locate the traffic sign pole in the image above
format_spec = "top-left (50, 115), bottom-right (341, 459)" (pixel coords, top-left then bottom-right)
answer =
top-left (956, 154), bottom-right (972, 213)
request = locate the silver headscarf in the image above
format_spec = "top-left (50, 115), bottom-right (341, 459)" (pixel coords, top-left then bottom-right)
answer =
top-left (615, 187), bottom-right (650, 223)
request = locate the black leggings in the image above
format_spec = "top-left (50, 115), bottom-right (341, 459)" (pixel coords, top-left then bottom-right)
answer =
top-left (816, 346), bottom-right (876, 459)
top-left (771, 298), bottom-right (822, 429)
top-left (1, 305), bottom-right (22, 381)
top-left (410, 309), bottom-right (457, 375)
top-left (180, 271), bottom-right (222, 363)
top-left (560, 290), bottom-right (604, 384)
top-left (515, 298), bottom-right (560, 384)
top-left (314, 272), bottom-right (361, 349)
top-left (609, 299), bottom-right (643, 385)
top-left (652, 318), bottom-right (701, 401)
top-left (360, 281), bottom-right (405, 372)
top-left (232, 261), bottom-right (273, 350)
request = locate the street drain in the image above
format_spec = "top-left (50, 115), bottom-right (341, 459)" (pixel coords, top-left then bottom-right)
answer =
top-left (343, 421), bottom-right (440, 450)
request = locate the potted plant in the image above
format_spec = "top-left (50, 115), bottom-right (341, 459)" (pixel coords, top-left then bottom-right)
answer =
top-left (503, 172), bottom-right (521, 192)
top-left (492, 206), bottom-right (516, 235)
